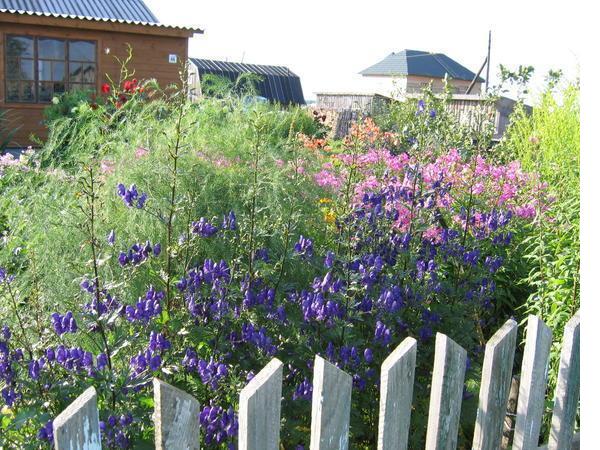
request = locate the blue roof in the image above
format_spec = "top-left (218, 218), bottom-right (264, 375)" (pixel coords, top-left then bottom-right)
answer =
top-left (359, 49), bottom-right (484, 83)
top-left (0, 0), bottom-right (159, 23)
top-left (190, 58), bottom-right (305, 105)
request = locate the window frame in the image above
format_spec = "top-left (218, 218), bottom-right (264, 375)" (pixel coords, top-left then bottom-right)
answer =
top-left (4, 34), bottom-right (98, 104)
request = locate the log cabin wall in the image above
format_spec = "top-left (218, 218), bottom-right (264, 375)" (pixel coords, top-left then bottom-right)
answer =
top-left (0, 17), bottom-right (189, 147)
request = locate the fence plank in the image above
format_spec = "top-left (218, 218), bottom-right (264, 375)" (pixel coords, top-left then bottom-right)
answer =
top-left (377, 337), bottom-right (417, 450)
top-left (547, 311), bottom-right (580, 450)
top-left (239, 358), bottom-right (284, 450)
top-left (153, 378), bottom-right (200, 450)
top-left (425, 333), bottom-right (468, 450)
top-left (472, 319), bottom-right (518, 450)
top-left (310, 355), bottom-right (353, 450)
top-left (512, 316), bottom-right (553, 450)
top-left (53, 386), bottom-right (101, 450)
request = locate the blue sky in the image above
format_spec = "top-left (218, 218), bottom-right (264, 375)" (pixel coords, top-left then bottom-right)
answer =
top-left (146, 0), bottom-right (582, 103)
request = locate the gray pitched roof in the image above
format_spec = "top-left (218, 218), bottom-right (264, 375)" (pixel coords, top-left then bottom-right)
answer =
top-left (359, 49), bottom-right (484, 82)
top-left (0, 0), bottom-right (159, 23)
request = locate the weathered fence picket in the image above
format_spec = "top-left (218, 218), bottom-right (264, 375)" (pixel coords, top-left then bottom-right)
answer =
top-left (513, 316), bottom-right (553, 450)
top-left (472, 318), bottom-right (518, 450)
top-left (238, 358), bottom-right (284, 450)
top-left (153, 378), bottom-right (200, 450)
top-left (377, 337), bottom-right (417, 450)
top-left (49, 312), bottom-right (580, 450)
top-left (53, 386), bottom-right (101, 450)
top-left (425, 333), bottom-right (468, 450)
top-left (547, 311), bottom-right (580, 450)
top-left (310, 355), bottom-right (353, 450)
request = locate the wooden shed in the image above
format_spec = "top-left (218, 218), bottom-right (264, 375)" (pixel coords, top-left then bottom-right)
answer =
top-left (0, 0), bottom-right (202, 147)
top-left (188, 58), bottom-right (305, 105)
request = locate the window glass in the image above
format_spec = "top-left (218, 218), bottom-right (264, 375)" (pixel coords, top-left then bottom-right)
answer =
top-left (6, 81), bottom-right (19, 101)
top-left (69, 41), bottom-right (95, 62)
top-left (5, 36), bottom-right (96, 102)
top-left (6, 36), bottom-right (34, 57)
top-left (39, 61), bottom-right (66, 81)
top-left (69, 63), bottom-right (83, 83)
top-left (82, 64), bottom-right (96, 83)
top-left (38, 38), bottom-right (65, 60)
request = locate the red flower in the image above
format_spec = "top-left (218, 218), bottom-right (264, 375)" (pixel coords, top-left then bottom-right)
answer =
top-left (101, 83), bottom-right (111, 94)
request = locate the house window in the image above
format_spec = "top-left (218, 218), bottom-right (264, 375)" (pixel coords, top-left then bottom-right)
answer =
top-left (5, 35), bottom-right (97, 103)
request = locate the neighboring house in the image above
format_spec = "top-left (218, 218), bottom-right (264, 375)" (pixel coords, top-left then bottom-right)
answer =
top-left (0, 0), bottom-right (202, 147)
top-left (188, 58), bottom-right (305, 105)
top-left (358, 49), bottom-right (484, 95)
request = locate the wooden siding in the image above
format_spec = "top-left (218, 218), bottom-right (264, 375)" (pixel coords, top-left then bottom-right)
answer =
top-left (0, 20), bottom-right (189, 147)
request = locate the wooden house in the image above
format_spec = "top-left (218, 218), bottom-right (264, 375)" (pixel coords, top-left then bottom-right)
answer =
top-left (188, 58), bottom-right (305, 105)
top-left (0, 0), bottom-right (202, 147)
top-left (358, 49), bottom-right (484, 95)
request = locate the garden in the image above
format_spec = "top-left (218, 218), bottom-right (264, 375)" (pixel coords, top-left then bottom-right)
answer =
top-left (0, 67), bottom-right (579, 449)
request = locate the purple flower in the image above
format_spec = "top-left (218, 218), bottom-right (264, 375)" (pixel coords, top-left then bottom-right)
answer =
top-left (222, 210), bottom-right (237, 230)
top-left (293, 378), bottom-right (312, 401)
top-left (118, 241), bottom-right (160, 267)
top-left (294, 235), bottom-right (313, 258)
top-left (364, 348), bottom-right (374, 364)
top-left (117, 183), bottom-right (147, 209)
top-left (324, 251), bottom-right (335, 268)
top-left (191, 218), bottom-right (218, 237)
top-left (51, 311), bottom-right (78, 335)
top-left (374, 321), bottom-right (392, 346)
top-left (37, 420), bottom-right (53, 442)
top-left (198, 405), bottom-right (238, 445)
top-left (107, 230), bottom-right (116, 246)
top-left (124, 287), bottom-right (163, 323)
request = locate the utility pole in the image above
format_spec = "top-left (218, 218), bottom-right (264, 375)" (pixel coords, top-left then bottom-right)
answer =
top-left (485, 30), bottom-right (491, 93)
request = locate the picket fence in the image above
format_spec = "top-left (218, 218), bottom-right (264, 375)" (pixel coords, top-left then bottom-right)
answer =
top-left (51, 311), bottom-right (580, 450)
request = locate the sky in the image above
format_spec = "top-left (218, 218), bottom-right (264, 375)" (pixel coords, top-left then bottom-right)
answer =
top-left (145, 0), bottom-right (583, 103)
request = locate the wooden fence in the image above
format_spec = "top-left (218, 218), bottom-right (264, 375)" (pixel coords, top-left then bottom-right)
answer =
top-left (51, 312), bottom-right (580, 450)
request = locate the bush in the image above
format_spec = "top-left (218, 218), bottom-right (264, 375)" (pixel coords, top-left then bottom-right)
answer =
top-left (495, 78), bottom-right (580, 437)
top-left (0, 78), bottom-right (558, 449)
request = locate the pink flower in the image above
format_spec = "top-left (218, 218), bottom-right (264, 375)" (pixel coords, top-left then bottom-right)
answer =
top-left (515, 204), bottom-right (536, 219)
top-left (423, 227), bottom-right (443, 244)
top-left (135, 147), bottom-right (150, 159)
top-left (314, 170), bottom-right (344, 191)
top-left (100, 159), bottom-right (115, 175)
top-left (275, 159), bottom-right (285, 168)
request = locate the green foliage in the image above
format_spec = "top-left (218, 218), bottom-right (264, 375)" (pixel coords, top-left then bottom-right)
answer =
top-left (42, 90), bottom-right (97, 124)
top-left (496, 77), bottom-right (580, 437)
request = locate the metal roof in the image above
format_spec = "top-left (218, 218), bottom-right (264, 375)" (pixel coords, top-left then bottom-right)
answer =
top-left (0, 0), bottom-right (203, 32)
top-left (189, 58), bottom-right (305, 105)
top-left (359, 49), bottom-right (484, 83)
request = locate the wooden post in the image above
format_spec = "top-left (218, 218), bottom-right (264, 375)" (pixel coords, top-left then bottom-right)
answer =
top-left (547, 311), bottom-right (580, 450)
top-left (377, 337), bottom-right (417, 450)
top-left (310, 355), bottom-right (352, 450)
top-left (153, 378), bottom-right (200, 450)
top-left (425, 333), bottom-right (468, 450)
top-left (239, 358), bottom-right (284, 450)
top-left (513, 316), bottom-right (553, 450)
top-left (53, 386), bottom-right (101, 450)
top-left (472, 319), bottom-right (518, 450)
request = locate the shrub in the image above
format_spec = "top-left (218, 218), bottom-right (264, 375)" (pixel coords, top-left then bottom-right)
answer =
top-left (0, 79), bottom-right (553, 449)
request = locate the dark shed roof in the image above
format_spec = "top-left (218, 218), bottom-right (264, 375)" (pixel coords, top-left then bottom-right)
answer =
top-left (190, 58), bottom-right (305, 105)
top-left (360, 49), bottom-right (484, 83)
top-left (0, 0), bottom-right (158, 22)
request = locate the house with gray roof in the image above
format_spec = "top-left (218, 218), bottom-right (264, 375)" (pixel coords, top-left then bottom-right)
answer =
top-left (358, 49), bottom-right (484, 95)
